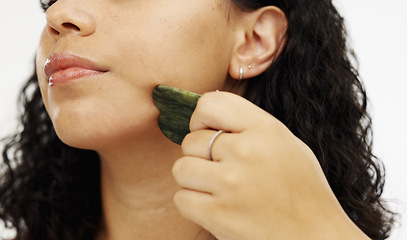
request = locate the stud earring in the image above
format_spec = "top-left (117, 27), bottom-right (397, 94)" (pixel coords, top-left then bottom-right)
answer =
top-left (248, 65), bottom-right (252, 69)
top-left (239, 65), bottom-right (243, 81)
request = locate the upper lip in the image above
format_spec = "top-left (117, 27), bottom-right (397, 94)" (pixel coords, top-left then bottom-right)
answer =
top-left (44, 52), bottom-right (108, 80)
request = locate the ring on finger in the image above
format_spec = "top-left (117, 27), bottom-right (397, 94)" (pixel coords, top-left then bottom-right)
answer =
top-left (207, 130), bottom-right (225, 161)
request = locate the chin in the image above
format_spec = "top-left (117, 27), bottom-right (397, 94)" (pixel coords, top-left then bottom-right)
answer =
top-left (52, 122), bottom-right (112, 150)
top-left (50, 111), bottom-right (161, 152)
top-left (44, 90), bottom-right (161, 150)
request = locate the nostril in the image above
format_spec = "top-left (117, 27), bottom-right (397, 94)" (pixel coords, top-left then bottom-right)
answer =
top-left (62, 22), bottom-right (80, 31)
top-left (48, 26), bottom-right (60, 36)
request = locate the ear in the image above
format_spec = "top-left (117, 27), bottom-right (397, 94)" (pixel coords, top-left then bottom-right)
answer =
top-left (229, 6), bottom-right (287, 80)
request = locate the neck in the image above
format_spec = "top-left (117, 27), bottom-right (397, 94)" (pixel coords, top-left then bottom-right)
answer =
top-left (95, 130), bottom-right (212, 240)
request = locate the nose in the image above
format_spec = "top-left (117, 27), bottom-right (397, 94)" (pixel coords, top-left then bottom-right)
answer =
top-left (46, 1), bottom-right (96, 40)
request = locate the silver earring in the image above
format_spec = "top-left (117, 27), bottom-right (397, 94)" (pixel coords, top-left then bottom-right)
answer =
top-left (239, 65), bottom-right (243, 81)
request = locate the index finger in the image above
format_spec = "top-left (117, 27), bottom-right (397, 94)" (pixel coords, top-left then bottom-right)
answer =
top-left (189, 91), bottom-right (272, 133)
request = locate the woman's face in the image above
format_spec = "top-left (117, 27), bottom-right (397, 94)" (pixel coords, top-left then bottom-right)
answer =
top-left (36, 0), bottom-right (236, 149)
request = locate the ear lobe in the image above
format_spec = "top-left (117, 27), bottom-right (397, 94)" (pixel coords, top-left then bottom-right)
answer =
top-left (229, 6), bottom-right (287, 80)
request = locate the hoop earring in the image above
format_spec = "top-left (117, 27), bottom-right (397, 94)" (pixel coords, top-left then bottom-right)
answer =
top-left (239, 65), bottom-right (243, 81)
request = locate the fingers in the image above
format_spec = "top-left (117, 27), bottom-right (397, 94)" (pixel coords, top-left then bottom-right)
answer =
top-left (182, 129), bottom-right (228, 161)
top-left (173, 188), bottom-right (214, 229)
top-left (172, 156), bottom-right (221, 193)
top-left (189, 91), bottom-right (272, 133)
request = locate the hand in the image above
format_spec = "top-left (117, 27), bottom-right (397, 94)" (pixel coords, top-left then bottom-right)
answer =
top-left (172, 91), bottom-right (369, 240)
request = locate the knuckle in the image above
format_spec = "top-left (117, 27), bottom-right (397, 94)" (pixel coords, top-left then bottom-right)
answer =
top-left (230, 137), bottom-right (253, 160)
top-left (181, 133), bottom-right (194, 153)
top-left (172, 158), bottom-right (186, 178)
top-left (173, 190), bottom-right (184, 207)
top-left (195, 93), bottom-right (213, 115)
top-left (199, 91), bottom-right (217, 104)
top-left (264, 116), bottom-right (288, 136)
top-left (173, 190), bottom-right (189, 217)
top-left (220, 168), bottom-right (241, 190)
top-left (195, 92), bottom-right (223, 116)
top-left (181, 131), bottom-right (205, 157)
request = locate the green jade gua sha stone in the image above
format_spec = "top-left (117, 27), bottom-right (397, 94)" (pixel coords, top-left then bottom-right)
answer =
top-left (153, 85), bottom-right (201, 145)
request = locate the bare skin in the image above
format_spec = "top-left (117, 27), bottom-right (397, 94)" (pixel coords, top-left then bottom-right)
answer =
top-left (36, 0), bottom-right (371, 239)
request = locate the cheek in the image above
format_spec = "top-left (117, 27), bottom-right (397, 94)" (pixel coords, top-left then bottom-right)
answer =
top-left (108, 4), bottom-right (233, 94)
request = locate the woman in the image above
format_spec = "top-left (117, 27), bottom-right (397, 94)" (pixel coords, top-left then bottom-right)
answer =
top-left (0, 0), bottom-right (395, 239)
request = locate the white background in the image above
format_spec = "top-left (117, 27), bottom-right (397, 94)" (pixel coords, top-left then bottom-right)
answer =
top-left (1, 0), bottom-right (406, 239)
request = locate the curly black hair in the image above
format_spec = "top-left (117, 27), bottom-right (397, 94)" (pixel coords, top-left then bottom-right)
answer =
top-left (0, 0), bottom-right (396, 239)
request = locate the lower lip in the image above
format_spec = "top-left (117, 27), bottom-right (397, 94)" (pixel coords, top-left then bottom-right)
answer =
top-left (49, 67), bottom-right (104, 86)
